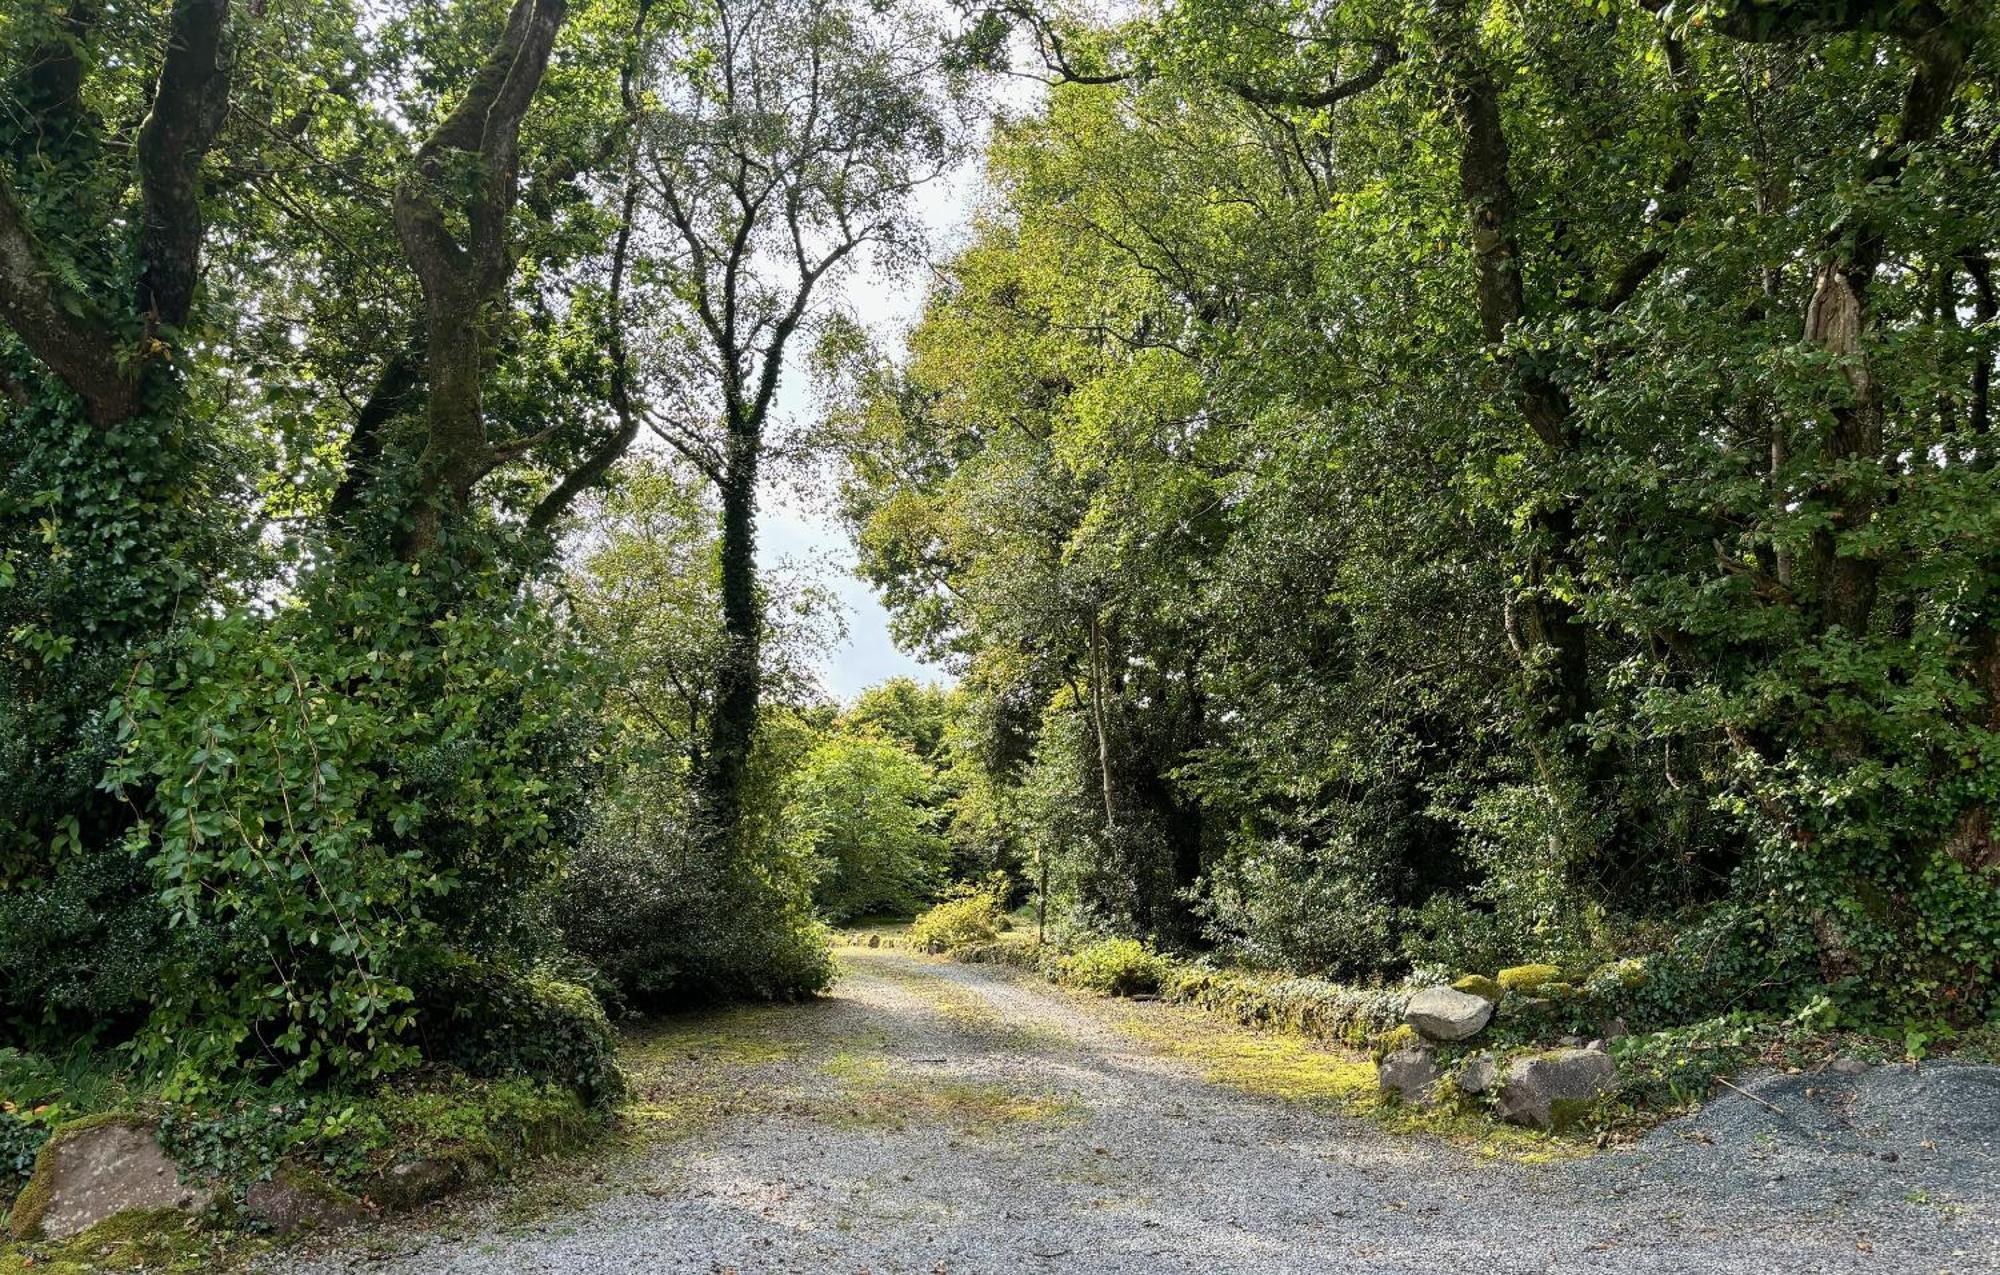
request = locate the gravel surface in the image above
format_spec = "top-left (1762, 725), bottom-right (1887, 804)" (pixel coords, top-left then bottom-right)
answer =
top-left (284, 949), bottom-right (1998, 1274)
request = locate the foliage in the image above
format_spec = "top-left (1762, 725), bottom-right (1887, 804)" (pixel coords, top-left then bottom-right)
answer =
top-left (559, 462), bottom-right (838, 1009)
top-left (786, 733), bottom-right (950, 922)
top-left (557, 742), bottom-right (836, 1010)
top-left (1056, 938), bottom-right (1171, 998)
top-left (101, 560), bottom-right (595, 1095)
top-left (908, 877), bottom-right (1011, 953)
top-left (830, 0), bottom-right (2000, 1029)
top-left (409, 957), bottom-right (626, 1109)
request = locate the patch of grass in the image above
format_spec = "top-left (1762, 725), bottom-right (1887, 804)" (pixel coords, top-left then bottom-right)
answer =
top-left (1111, 1010), bottom-right (1376, 1104)
top-left (816, 1051), bottom-right (1073, 1133)
top-left (1085, 982), bottom-right (1581, 1162)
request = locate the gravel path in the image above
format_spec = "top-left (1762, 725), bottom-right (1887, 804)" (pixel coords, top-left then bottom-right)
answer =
top-left (287, 948), bottom-right (1999, 1274)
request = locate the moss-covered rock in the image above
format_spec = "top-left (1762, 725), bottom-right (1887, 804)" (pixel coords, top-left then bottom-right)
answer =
top-left (1497, 964), bottom-right (1562, 993)
top-left (1586, 957), bottom-right (1649, 992)
top-left (1453, 974), bottom-right (1503, 1003)
top-left (8, 1116), bottom-right (211, 1242)
top-left (241, 1167), bottom-right (362, 1235)
top-left (1372, 1024), bottom-right (1421, 1062)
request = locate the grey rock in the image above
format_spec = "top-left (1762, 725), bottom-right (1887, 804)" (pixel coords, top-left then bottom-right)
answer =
top-left (245, 1170), bottom-right (365, 1235)
top-left (374, 1159), bottom-right (459, 1211)
top-left (1586, 1038), bottom-right (1609, 1053)
top-left (1601, 1016), bottom-right (1630, 1042)
top-left (1494, 1048), bottom-right (1619, 1130)
top-left (1829, 1057), bottom-right (1868, 1076)
top-left (9, 1118), bottom-right (212, 1241)
top-left (1456, 1053), bottom-right (1499, 1095)
top-left (1377, 1049), bottom-right (1439, 1104)
top-left (1403, 986), bottom-right (1493, 1043)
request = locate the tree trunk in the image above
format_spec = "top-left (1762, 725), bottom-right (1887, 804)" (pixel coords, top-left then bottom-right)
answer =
top-left (699, 427), bottom-right (763, 843)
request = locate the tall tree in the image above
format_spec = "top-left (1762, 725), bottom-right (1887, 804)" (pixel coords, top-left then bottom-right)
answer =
top-left (627, 0), bottom-right (967, 840)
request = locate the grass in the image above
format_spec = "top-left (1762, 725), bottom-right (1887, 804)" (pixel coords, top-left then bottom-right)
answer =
top-left (817, 1051), bottom-right (1073, 1133)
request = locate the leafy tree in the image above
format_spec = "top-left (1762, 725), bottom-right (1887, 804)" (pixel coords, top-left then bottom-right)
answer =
top-left (786, 732), bottom-right (948, 922)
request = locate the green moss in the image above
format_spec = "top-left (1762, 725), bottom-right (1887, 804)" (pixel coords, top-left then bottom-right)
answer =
top-left (1545, 1096), bottom-right (1601, 1133)
top-left (1, 1207), bottom-right (255, 1274)
top-left (1587, 957), bottom-right (1649, 991)
top-left (1372, 1025), bottom-right (1420, 1061)
top-left (816, 1051), bottom-right (1072, 1133)
top-left (1497, 964), bottom-right (1561, 992)
top-left (1453, 974), bottom-right (1503, 1002)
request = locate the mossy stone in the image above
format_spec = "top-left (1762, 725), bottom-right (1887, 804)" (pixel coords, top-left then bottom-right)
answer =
top-left (1497, 963), bottom-right (1562, 993)
top-left (1453, 974), bottom-right (1502, 1002)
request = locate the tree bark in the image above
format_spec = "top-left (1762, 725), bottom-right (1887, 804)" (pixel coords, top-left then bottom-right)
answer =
top-left (390, 0), bottom-right (568, 559)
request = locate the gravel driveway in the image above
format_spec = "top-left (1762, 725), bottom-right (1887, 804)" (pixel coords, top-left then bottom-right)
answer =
top-left (286, 947), bottom-right (1998, 1274)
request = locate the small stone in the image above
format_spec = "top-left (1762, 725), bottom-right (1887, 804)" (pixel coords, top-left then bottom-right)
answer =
top-left (1586, 1039), bottom-right (1609, 1053)
top-left (1456, 1053), bottom-right (1498, 1095)
top-left (866, 934), bottom-right (881, 948)
top-left (372, 1158), bottom-right (458, 1211)
top-left (1494, 1048), bottom-right (1619, 1131)
top-left (1830, 1058), bottom-right (1868, 1077)
top-left (243, 1169), bottom-right (364, 1235)
top-left (1404, 986), bottom-right (1494, 1043)
top-left (1878, 1151), bottom-right (1899, 1163)
top-left (1601, 1017), bottom-right (1630, 1042)
top-left (1378, 1049), bottom-right (1440, 1104)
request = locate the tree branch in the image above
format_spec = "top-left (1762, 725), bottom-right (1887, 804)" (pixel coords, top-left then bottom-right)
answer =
top-left (329, 343), bottom-right (424, 521)
top-left (0, 172), bottom-right (134, 422)
top-left (1597, 26), bottom-right (1698, 313)
top-left (529, 175), bottom-right (646, 533)
top-left (1223, 40), bottom-right (1400, 110)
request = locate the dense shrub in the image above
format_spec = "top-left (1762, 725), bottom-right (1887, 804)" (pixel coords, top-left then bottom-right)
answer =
top-left (557, 786), bottom-right (834, 1011)
top-left (102, 562), bottom-right (595, 1094)
top-left (909, 879), bottom-right (1010, 952)
top-left (411, 956), bottom-right (625, 1108)
top-left (1198, 835), bottom-right (1399, 978)
top-left (1057, 938), bottom-right (1170, 997)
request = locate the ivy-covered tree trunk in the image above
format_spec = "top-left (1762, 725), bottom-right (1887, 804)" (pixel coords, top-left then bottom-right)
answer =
top-left (700, 430), bottom-right (765, 843)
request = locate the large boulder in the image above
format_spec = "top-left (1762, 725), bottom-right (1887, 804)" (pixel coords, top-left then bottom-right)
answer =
top-left (1377, 1049), bottom-right (1440, 1104)
top-left (1404, 986), bottom-right (1494, 1043)
top-left (7, 1116), bottom-right (212, 1241)
top-left (1494, 1049), bottom-right (1618, 1130)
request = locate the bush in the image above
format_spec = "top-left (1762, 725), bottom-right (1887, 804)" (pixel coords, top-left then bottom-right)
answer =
top-left (786, 734), bottom-right (948, 922)
top-left (412, 957), bottom-right (625, 1108)
top-left (1057, 938), bottom-right (1170, 997)
top-left (909, 879), bottom-right (1009, 953)
top-left (102, 560), bottom-right (594, 1094)
top-left (557, 723), bottom-right (835, 1011)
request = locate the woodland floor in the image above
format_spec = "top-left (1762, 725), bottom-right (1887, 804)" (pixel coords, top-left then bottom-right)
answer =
top-left (284, 947), bottom-right (1999, 1274)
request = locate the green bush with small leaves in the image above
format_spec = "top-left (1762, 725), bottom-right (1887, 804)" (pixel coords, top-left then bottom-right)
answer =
top-left (909, 878), bottom-right (1011, 952)
top-left (1057, 938), bottom-right (1171, 997)
top-left (411, 957), bottom-right (626, 1109)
